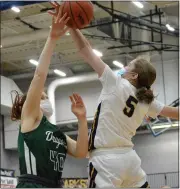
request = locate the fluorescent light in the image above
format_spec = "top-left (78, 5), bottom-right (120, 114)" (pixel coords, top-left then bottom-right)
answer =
top-left (0, 45), bottom-right (2, 48)
top-left (167, 26), bottom-right (175, 32)
top-left (113, 60), bottom-right (124, 68)
top-left (54, 69), bottom-right (66, 77)
top-left (11, 6), bottom-right (20, 13)
top-left (166, 24), bottom-right (175, 32)
top-left (29, 59), bottom-right (38, 66)
top-left (93, 49), bottom-right (103, 57)
top-left (152, 122), bottom-right (179, 129)
top-left (132, 1), bottom-right (144, 9)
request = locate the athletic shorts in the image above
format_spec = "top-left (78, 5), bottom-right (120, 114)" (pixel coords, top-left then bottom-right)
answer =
top-left (16, 174), bottom-right (61, 188)
top-left (16, 182), bottom-right (46, 188)
top-left (88, 148), bottom-right (149, 188)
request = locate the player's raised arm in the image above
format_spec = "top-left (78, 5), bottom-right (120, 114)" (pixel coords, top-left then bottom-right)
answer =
top-left (159, 106), bottom-right (179, 120)
top-left (66, 93), bottom-right (88, 158)
top-left (48, 2), bottom-right (105, 77)
top-left (21, 11), bottom-right (70, 133)
top-left (70, 29), bottom-right (106, 77)
top-left (147, 99), bottom-right (179, 120)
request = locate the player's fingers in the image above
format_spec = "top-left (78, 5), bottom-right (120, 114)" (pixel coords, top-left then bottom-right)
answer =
top-left (69, 96), bottom-right (75, 105)
top-left (64, 16), bottom-right (70, 25)
top-left (54, 1), bottom-right (60, 7)
top-left (72, 93), bottom-right (79, 103)
top-left (49, 2), bottom-right (57, 8)
top-left (48, 10), bottom-right (56, 17)
top-left (58, 12), bottom-right (68, 23)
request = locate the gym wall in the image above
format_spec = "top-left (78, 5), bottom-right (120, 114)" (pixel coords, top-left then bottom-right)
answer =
top-left (0, 116), bottom-right (20, 176)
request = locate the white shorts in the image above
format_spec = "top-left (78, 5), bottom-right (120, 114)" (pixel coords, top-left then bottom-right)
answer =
top-left (88, 148), bottom-right (148, 188)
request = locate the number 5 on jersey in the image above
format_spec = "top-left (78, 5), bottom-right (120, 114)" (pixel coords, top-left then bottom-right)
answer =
top-left (123, 96), bottom-right (138, 117)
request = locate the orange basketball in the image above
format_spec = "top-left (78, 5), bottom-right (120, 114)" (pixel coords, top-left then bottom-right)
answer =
top-left (61, 1), bottom-right (94, 29)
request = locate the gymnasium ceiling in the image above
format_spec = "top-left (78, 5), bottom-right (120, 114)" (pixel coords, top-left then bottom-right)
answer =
top-left (1, 1), bottom-right (179, 82)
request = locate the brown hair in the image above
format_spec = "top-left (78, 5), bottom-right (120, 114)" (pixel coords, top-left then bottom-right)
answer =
top-left (11, 91), bottom-right (27, 121)
top-left (133, 58), bottom-right (156, 104)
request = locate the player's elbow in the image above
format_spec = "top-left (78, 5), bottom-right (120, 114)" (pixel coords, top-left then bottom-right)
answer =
top-left (160, 106), bottom-right (179, 120)
top-left (76, 154), bottom-right (87, 159)
top-left (173, 107), bottom-right (179, 120)
top-left (75, 149), bottom-right (88, 159)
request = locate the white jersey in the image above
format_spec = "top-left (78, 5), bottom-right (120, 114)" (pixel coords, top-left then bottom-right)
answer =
top-left (88, 65), bottom-right (164, 151)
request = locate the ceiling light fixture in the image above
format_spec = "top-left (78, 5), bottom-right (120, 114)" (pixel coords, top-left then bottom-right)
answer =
top-left (0, 45), bottom-right (2, 48)
top-left (54, 69), bottom-right (66, 77)
top-left (29, 59), bottom-right (38, 66)
top-left (132, 1), bottom-right (144, 9)
top-left (166, 24), bottom-right (175, 32)
top-left (93, 49), bottom-right (103, 57)
top-left (66, 32), bottom-right (70, 36)
top-left (113, 60), bottom-right (124, 68)
top-left (11, 6), bottom-right (20, 13)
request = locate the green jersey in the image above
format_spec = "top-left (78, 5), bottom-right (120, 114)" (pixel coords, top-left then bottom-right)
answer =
top-left (18, 116), bottom-right (67, 182)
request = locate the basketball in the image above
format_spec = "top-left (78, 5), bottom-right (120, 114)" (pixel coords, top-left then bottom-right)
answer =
top-left (61, 1), bottom-right (94, 29)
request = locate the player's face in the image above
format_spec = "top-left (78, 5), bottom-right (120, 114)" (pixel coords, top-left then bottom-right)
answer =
top-left (122, 61), bottom-right (138, 81)
top-left (40, 92), bottom-right (53, 117)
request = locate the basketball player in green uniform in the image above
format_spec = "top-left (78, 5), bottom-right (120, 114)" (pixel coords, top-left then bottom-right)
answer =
top-left (11, 9), bottom-right (88, 188)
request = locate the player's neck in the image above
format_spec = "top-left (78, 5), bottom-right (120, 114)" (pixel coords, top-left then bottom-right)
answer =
top-left (128, 79), bottom-right (137, 89)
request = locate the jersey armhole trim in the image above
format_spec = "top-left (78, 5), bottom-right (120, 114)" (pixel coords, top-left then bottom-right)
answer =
top-left (20, 115), bottom-right (46, 136)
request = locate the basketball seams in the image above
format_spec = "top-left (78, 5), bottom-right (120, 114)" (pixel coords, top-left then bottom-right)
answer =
top-left (65, 1), bottom-right (73, 28)
top-left (75, 1), bottom-right (89, 24)
top-left (69, 1), bottom-right (79, 29)
top-left (61, 2), bottom-right (65, 16)
top-left (62, 2), bottom-right (69, 26)
top-left (61, 2), bottom-right (66, 22)
top-left (62, 1), bottom-right (93, 29)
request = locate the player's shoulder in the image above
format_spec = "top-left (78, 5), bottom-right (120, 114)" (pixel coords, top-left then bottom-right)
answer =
top-left (117, 77), bottom-right (136, 91)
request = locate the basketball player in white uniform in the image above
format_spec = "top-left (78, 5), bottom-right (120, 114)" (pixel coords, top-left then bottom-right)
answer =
top-left (69, 29), bottom-right (178, 188)
top-left (48, 3), bottom-right (178, 187)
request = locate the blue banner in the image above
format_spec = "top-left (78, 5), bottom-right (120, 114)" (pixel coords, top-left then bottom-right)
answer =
top-left (0, 168), bottom-right (15, 177)
top-left (0, 1), bottom-right (46, 11)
